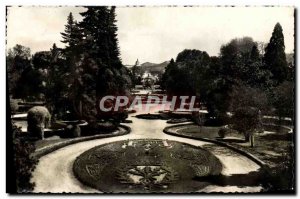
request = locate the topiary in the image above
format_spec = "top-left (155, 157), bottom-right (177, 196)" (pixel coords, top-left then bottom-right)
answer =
top-left (27, 106), bottom-right (51, 139)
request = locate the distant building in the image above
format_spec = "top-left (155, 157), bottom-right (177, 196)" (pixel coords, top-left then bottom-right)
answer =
top-left (141, 71), bottom-right (157, 89)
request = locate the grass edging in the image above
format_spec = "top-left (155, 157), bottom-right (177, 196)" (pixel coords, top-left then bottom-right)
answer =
top-left (32, 124), bottom-right (131, 159)
top-left (163, 123), bottom-right (268, 169)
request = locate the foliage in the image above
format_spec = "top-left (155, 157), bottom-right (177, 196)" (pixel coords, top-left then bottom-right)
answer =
top-left (59, 7), bottom-right (132, 123)
top-left (286, 53), bottom-right (295, 82)
top-left (263, 23), bottom-right (288, 85)
top-left (65, 124), bottom-right (81, 138)
top-left (14, 66), bottom-right (45, 100)
top-left (270, 81), bottom-right (294, 120)
top-left (45, 43), bottom-right (73, 119)
top-left (231, 107), bottom-right (262, 141)
top-left (230, 84), bottom-right (266, 140)
top-left (32, 51), bottom-right (52, 70)
top-left (230, 83), bottom-right (269, 112)
top-left (72, 56), bottom-right (99, 121)
top-left (218, 126), bottom-right (230, 138)
top-left (27, 106), bottom-right (51, 139)
top-left (7, 44), bottom-right (31, 59)
top-left (162, 50), bottom-right (211, 97)
top-left (219, 37), bottom-right (270, 87)
top-left (162, 38), bottom-right (270, 122)
top-left (12, 123), bottom-right (38, 192)
top-left (208, 37), bottom-right (271, 121)
top-left (161, 37), bottom-right (276, 123)
top-left (7, 45), bottom-right (31, 96)
top-left (10, 99), bottom-right (19, 114)
top-left (61, 12), bottom-right (77, 48)
top-left (7, 45), bottom-right (51, 100)
top-left (107, 6), bottom-right (122, 68)
top-left (267, 145), bottom-right (294, 191)
top-left (202, 56), bottom-right (229, 121)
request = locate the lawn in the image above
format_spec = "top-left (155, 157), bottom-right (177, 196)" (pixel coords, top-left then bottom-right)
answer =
top-left (166, 123), bottom-right (294, 190)
top-left (170, 124), bottom-right (293, 168)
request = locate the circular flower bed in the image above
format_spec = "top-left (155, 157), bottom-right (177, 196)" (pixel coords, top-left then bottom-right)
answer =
top-left (135, 113), bottom-right (168, 120)
top-left (73, 139), bottom-right (222, 193)
top-left (173, 124), bottom-right (222, 139)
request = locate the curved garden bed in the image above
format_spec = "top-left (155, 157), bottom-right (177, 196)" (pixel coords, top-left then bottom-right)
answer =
top-left (33, 124), bottom-right (131, 158)
top-left (73, 139), bottom-right (222, 193)
top-left (263, 124), bottom-right (293, 134)
top-left (164, 121), bottom-right (294, 184)
top-left (163, 123), bottom-right (267, 167)
top-left (166, 118), bottom-right (191, 124)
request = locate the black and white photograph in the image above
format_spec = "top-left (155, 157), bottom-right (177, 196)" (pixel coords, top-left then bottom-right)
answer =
top-left (5, 5), bottom-right (295, 194)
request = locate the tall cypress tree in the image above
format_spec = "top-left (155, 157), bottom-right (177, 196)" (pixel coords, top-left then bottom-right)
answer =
top-left (108, 6), bottom-right (122, 68)
top-left (61, 12), bottom-right (82, 56)
top-left (263, 23), bottom-right (288, 84)
top-left (60, 12), bottom-right (82, 78)
top-left (79, 7), bottom-right (111, 66)
top-left (79, 6), bottom-right (122, 68)
top-left (78, 6), bottom-right (110, 102)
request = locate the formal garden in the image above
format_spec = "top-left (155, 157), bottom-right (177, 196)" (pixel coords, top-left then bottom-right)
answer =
top-left (7, 7), bottom-right (294, 193)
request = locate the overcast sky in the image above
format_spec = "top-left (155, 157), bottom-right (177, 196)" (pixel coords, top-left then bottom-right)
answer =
top-left (6, 6), bottom-right (294, 65)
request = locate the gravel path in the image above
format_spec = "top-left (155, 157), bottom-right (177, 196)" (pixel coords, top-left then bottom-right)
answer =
top-left (32, 110), bottom-right (262, 193)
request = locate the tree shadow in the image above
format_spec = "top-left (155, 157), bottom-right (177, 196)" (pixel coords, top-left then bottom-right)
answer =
top-left (193, 169), bottom-right (269, 188)
top-left (260, 133), bottom-right (293, 141)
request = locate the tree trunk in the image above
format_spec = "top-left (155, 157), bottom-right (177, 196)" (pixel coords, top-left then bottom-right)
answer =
top-left (250, 134), bottom-right (255, 147)
top-left (244, 133), bottom-right (250, 142)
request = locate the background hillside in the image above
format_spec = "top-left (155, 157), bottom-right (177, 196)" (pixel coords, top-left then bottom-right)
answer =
top-left (139, 61), bottom-right (170, 76)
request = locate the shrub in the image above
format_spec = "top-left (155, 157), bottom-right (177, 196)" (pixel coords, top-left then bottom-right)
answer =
top-left (135, 113), bottom-right (163, 120)
top-left (204, 112), bottom-right (230, 126)
top-left (191, 112), bottom-right (206, 126)
top-left (218, 127), bottom-right (229, 138)
top-left (12, 123), bottom-right (38, 192)
top-left (10, 99), bottom-right (19, 114)
top-left (266, 146), bottom-right (294, 191)
top-left (27, 106), bottom-right (51, 139)
top-left (98, 121), bottom-right (117, 132)
top-left (271, 81), bottom-right (294, 120)
top-left (230, 84), bottom-right (265, 141)
top-left (65, 124), bottom-right (81, 138)
top-left (231, 107), bottom-right (262, 141)
top-left (85, 121), bottom-right (118, 135)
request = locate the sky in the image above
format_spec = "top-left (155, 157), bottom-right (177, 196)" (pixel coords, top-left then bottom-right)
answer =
top-left (6, 6), bottom-right (294, 65)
